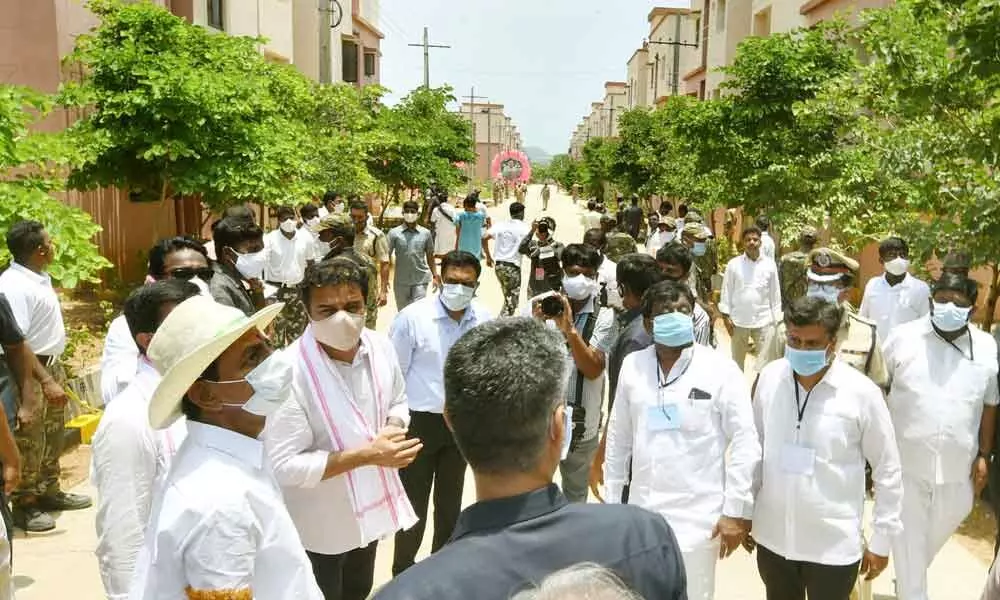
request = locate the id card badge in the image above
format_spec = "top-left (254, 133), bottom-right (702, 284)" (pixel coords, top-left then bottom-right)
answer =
top-left (534, 267), bottom-right (546, 280)
top-left (647, 404), bottom-right (681, 432)
top-left (780, 443), bottom-right (816, 476)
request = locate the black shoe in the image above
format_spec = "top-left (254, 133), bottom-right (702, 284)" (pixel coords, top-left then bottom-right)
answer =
top-left (37, 491), bottom-right (93, 511)
top-left (12, 507), bottom-right (55, 532)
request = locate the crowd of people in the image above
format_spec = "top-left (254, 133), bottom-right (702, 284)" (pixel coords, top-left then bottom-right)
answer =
top-left (0, 185), bottom-right (997, 600)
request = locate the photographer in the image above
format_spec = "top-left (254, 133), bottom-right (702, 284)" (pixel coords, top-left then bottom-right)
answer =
top-left (519, 217), bottom-right (566, 297)
top-left (528, 244), bottom-right (615, 503)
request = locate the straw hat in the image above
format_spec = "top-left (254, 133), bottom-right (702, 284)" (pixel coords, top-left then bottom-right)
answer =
top-left (146, 296), bottom-right (283, 429)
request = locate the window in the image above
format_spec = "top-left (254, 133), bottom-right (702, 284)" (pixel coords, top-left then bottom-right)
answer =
top-left (716, 0), bottom-right (726, 32)
top-left (207, 0), bottom-right (224, 30)
top-left (753, 8), bottom-right (771, 37)
top-left (342, 41), bottom-right (359, 83)
top-left (364, 52), bottom-right (376, 77)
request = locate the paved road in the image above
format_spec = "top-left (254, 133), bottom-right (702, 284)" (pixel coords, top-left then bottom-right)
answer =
top-left (14, 185), bottom-right (992, 599)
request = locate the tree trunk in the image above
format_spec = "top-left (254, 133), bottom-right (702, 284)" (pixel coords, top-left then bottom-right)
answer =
top-left (154, 179), bottom-right (170, 239)
top-left (982, 263), bottom-right (1000, 333)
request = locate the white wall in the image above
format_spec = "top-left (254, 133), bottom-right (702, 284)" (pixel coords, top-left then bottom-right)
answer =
top-left (754, 0), bottom-right (804, 34)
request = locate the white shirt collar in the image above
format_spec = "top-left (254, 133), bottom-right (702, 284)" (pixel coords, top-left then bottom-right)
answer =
top-left (10, 262), bottom-right (51, 285)
top-left (185, 422), bottom-right (264, 470)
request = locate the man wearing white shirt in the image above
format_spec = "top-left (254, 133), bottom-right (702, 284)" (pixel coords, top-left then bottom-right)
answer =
top-left (428, 193), bottom-right (457, 260)
top-left (582, 228), bottom-right (622, 312)
top-left (883, 273), bottom-right (998, 600)
top-left (756, 215), bottom-right (776, 261)
top-left (92, 280), bottom-right (196, 600)
top-left (484, 202), bottom-right (531, 316)
top-left (130, 295), bottom-right (322, 599)
top-left (266, 259), bottom-right (419, 600)
top-left (859, 236), bottom-right (930, 344)
top-left (580, 201), bottom-right (603, 233)
top-left (749, 297), bottom-right (903, 600)
top-left (720, 225), bottom-right (782, 371)
top-left (100, 237), bottom-right (212, 406)
top-left (389, 251), bottom-right (492, 575)
top-left (264, 205), bottom-right (314, 347)
top-left (0, 220), bottom-right (91, 533)
top-left (605, 280), bottom-right (759, 600)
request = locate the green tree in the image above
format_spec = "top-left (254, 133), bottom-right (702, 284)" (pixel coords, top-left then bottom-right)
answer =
top-left (0, 85), bottom-right (111, 287)
top-left (579, 137), bottom-right (618, 202)
top-left (366, 86), bottom-right (474, 213)
top-left (547, 154), bottom-right (581, 192)
top-left (62, 0), bottom-right (319, 212)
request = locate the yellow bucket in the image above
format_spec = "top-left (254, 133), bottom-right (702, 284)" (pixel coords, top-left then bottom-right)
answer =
top-left (64, 389), bottom-right (103, 445)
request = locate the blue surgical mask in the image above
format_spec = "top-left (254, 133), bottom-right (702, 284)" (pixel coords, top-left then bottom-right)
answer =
top-left (692, 242), bottom-right (707, 257)
top-left (652, 312), bottom-right (695, 348)
top-left (784, 345), bottom-right (830, 376)
top-left (931, 301), bottom-right (971, 333)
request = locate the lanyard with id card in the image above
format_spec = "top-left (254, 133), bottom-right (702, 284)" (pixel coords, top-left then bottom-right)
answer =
top-left (781, 379), bottom-right (817, 476)
top-left (647, 353), bottom-right (698, 433)
top-left (536, 245), bottom-right (555, 280)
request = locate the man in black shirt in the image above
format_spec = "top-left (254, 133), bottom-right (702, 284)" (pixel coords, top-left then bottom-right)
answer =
top-left (374, 317), bottom-right (686, 600)
top-left (588, 255), bottom-right (664, 500)
top-left (622, 195), bottom-right (644, 241)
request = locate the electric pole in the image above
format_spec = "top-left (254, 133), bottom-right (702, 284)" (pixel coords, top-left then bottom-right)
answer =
top-left (462, 87), bottom-right (488, 191)
top-left (408, 27), bottom-right (451, 88)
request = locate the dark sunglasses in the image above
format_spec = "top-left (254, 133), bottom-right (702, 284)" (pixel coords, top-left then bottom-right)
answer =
top-left (167, 266), bottom-right (215, 281)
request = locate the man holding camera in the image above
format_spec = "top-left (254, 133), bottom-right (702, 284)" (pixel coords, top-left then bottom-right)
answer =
top-left (527, 244), bottom-right (615, 503)
top-left (519, 217), bottom-right (566, 298)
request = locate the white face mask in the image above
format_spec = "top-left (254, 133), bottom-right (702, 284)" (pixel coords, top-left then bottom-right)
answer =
top-left (306, 216), bottom-right (321, 228)
top-left (190, 276), bottom-right (211, 297)
top-left (232, 248), bottom-right (266, 280)
top-left (311, 310), bottom-right (365, 351)
top-left (403, 213), bottom-right (419, 224)
top-left (220, 351), bottom-right (292, 417)
top-left (661, 231), bottom-right (676, 244)
top-left (562, 274), bottom-right (598, 301)
top-left (884, 256), bottom-right (910, 276)
top-left (279, 219), bottom-right (297, 234)
top-left (806, 283), bottom-right (841, 304)
top-left (440, 283), bottom-right (475, 312)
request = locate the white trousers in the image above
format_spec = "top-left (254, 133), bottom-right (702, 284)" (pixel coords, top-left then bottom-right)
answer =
top-left (892, 475), bottom-right (973, 600)
top-left (682, 539), bottom-right (719, 600)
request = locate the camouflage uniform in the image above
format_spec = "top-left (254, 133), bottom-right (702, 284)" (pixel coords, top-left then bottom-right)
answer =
top-left (779, 250), bottom-right (809, 309)
top-left (12, 362), bottom-right (66, 508)
top-left (495, 262), bottom-right (522, 316)
top-left (269, 286), bottom-right (308, 348)
top-left (353, 226), bottom-right (389, 329)
top-left (605, 231), bottom-right (638, 263)
top-left (692, 238), bottom-right (717, 301)
top-left (337, 247), bottom-right (379, 328)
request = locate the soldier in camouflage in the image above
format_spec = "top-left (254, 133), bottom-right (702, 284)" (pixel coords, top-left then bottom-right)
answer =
top-left (349, 200), bottom-right (390, 325)
top-left (778, 226), bottom-right (818, 309)
top-left (756, 247), bottom-right (887, 388)
top-left (600, 215), bottom-right (638, 263)
top-left (312, 213), bottom-right (381, 329)
top-left (680, 219), bottom-right (715, 302)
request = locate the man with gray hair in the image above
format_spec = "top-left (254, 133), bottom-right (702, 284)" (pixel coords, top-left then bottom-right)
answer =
top-left (511, 563), bottom-right (644, 600)
top-left (373, 318), bottom-right (686, 600)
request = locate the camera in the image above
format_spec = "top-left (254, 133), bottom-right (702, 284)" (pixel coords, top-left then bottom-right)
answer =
top-left (540, 294), bottom-right (564, 318)
top-left (538, 223), bottom-right (550, 235)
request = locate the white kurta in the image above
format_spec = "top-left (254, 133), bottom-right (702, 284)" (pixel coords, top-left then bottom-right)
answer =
top-left (129, 422), bottom-right (322, 600)
top-left (92, 359), bottom-right (186, 600)
top-left (265, 331), bottom-right (413, 555)
top-left (99, 314), bottom-right (139, 406)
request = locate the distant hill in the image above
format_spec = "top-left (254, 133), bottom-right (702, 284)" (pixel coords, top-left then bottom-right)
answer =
top-left (523, 146), bottom-right (553, 165)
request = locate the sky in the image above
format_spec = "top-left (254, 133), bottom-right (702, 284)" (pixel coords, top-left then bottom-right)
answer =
top-left (378, 0), bottom-right (688, 156)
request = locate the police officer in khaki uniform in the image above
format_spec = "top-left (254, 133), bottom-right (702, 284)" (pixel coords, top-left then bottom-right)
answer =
top-left (349, 200), bottom-right (390, 327)
top-left (756, 247), bottom-right (888, 388)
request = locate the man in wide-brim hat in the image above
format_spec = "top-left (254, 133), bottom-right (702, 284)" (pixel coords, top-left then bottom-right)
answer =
top-left (128, 295), bottom-right (323, 600)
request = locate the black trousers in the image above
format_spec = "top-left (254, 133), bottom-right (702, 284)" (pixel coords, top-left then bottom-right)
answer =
top-left (392, 411), bottom-right (466, 576)
top-left (757, 544), bottom-right (859, 600)
top-left (306, 542), bottom-right (378, 600)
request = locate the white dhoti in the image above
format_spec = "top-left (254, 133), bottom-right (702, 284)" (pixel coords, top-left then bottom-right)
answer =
top-left (682, 539), bottom-right (719, 600)
top-left (892, 475), bottom-right (974, 600)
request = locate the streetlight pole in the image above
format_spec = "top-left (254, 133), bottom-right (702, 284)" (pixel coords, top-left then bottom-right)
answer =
top-left (407, 27), bottom-right (451, 88)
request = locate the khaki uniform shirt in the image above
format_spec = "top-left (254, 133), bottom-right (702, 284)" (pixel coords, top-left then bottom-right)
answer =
top-left (755, 303), bottom-right (888, 388)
